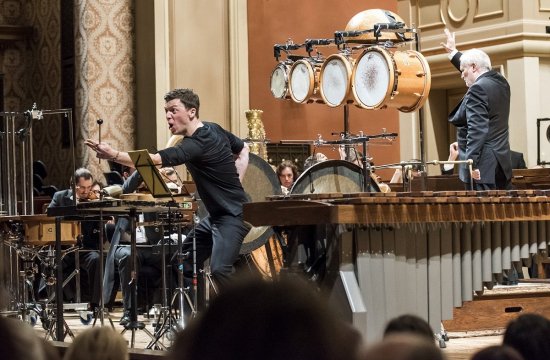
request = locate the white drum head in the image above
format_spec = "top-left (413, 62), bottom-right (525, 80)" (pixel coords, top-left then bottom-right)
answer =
top-left (270, 64), bottom-right (288, 99)
top-left (353, 50), bottom-right (391, 108)
top-left (290, 61), bottom-right (311, 103)
top-left (320, 57), bottom-right (350, 106)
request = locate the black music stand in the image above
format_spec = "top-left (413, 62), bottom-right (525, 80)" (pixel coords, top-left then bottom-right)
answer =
top-left (128, 149), bottom-right (173, 198)
top-left (120, 150), bottom-right (172, 347)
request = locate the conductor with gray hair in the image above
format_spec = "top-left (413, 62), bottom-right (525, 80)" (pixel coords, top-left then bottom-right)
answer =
top-left (441, 29), bottom-right (512, 190)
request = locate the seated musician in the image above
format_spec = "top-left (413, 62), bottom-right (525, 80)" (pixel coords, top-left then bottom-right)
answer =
top-left (47, 167), bottom-right (102, 310)
top-left (276, 160), bottom-right (298, 195)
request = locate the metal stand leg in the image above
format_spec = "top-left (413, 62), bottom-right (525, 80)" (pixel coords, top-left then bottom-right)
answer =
top-left (92, 213), bottom-right (115, 328)
top-left (119, 208), bottom-right (156, 348)
top-left (437, 322), bottom-right (448, 348)
top-left (147, 216), bottom-right (197, 349)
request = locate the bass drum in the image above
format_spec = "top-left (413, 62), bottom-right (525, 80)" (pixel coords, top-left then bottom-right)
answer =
top-left (240, 153), bottom-right (282, 254)
top-left (291, 160), bottom-right (368, 194)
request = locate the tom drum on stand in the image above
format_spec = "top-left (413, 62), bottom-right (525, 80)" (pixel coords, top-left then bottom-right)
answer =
top-left (319, 54), bottom-right (355, 107)
top-left (289, 58), bottom-right (324, 104)
top-left (351, 47), bottom-right (431, 112)
top-left (270, 62), bottom-right (292, 100)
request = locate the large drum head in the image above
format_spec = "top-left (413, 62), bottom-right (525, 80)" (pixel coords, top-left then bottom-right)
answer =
top-left (270, 63), bottom-right (290, 99)
top-left (352, 47), bottom-right (394, 109)
top-left (289, 60), bottom-right (314, 103)
top-left (320, 54), bottom-right (353, 107)
top-left (345, 9), bottom-right (407, 43)
top-left (241, 153), bottom-right (282, 253)
top-left (291, 160), bottom-right (364, 194)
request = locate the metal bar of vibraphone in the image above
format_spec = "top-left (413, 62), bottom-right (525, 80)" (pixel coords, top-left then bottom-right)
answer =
top-left (460, 223), bottom-right (473, 302)
top-left (415, 230), bottom-right (428, 320)
top-left (368, 227), bottom-right (386, 342)
top-left (472, 223), bottom-right (483, 292)
top-left (381, 227), bottom-right (397, 322)
top-left (440, 225), bottom-right (453, 320)
top-left (355, 227), bottom-right (376, 343)
top-left (394, 227), bottom-right (412, 315)
top-left (451, 223), bottom-right (463, 307)
top-left (492, 222), bottom-right (502, 276)
top-left (481, 223), bottom-right (492, 284)
top-left (539, 222), bottom-right (548, 252)
top-left (519, 222), bottom-right (530, 262)
top-left (502, 222), bottom-right (512, 271)
top-left (427, 227), bottom-right (442, 334)
top-left (511, 222), bottom-right (521, 263)
top-left (529, 221), bottom-right (539, 257)
top-left (405, 228), bottom-right (419, 314)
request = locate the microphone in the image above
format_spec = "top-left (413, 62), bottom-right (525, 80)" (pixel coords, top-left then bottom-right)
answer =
top-left (374, 22), bottom-right (405, 38)
top-left (374, 22), bottom-right (405, 30)
top-left (101, 185), bottom-right (123, 198)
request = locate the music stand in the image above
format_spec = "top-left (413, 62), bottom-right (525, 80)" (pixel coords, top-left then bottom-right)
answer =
top-left (120, 150), bottom-right (172, 348)
top-left (128, 150), bottom-right (196, 348)
top-left (128, 150), bottom-right (173, 198)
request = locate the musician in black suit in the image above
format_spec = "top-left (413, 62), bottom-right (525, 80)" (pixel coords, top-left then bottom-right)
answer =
top-left (47, 167), bottom-right (102, 309)
top-left (442, 29), bottom-right (512, 190)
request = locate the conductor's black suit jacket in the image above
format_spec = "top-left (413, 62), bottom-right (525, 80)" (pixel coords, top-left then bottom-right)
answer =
top-left (448, 52), bottom-right (512, 185)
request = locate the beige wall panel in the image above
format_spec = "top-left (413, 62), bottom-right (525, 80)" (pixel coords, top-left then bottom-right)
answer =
top-left (417, 0), bottom-right (445, 30)
top-left (540, 0), bottom-right (550, 11)
top-left (506, 57), bottom-right (538, 166)
top-left (170, 1), bottom-right (230, 130)
top-left (474, 0), bottom-right (504, 21)
top-left (536, 59), bottom-right (550, 164)
top-left (447, 0), bottom-right (469, 23)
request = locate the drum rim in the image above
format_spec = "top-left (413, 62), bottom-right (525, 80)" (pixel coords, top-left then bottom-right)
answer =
top-left (351, 46), bottom-right (395, 110)
top-left (240, 153), bottom-right (282, 254)
top-left (290, 159), bottom-right (364, 194)
top-left (289, 59), bottom-right (316, 103)
top-left (319, 53), bottom-right (354, 107)
top-left (270, 63), bottom-right (290, 99)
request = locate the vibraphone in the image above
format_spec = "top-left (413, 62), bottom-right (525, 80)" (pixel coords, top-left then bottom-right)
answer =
top-left (243, 189), bottom-right (550, 342)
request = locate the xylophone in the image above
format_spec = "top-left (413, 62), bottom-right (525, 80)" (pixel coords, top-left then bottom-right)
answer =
top-left (243, 190), bottom-right (550, 342)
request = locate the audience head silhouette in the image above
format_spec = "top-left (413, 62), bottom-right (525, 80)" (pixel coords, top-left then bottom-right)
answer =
top-left (471, 345), bottom-right (524, 360)
top-left (0, 317), bottom-right (54, 360)
top-left (170, 277), bottom-right (363, 360)
top-left (63, 327), bottom-right (128, 360)
top-left (502, 313), bottom-right (550, 360)
top-left (383, 314), bottom-right (435, 343)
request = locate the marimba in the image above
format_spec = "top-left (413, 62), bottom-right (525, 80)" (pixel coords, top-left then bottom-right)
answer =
top-left (243, 190), bottom-right (550, 342)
